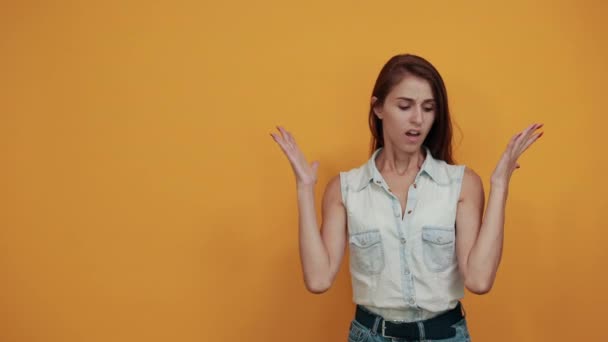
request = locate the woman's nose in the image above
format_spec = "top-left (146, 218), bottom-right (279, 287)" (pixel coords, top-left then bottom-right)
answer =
top-left (410, 107), bottom-right (423, 124)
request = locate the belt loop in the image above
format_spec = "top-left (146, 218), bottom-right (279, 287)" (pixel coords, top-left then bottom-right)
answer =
top-left (460, 301), bottom-right (467, 318)
top-left (416, 321), bottom-right (426, 341)
top-left (370, 315), bottom-right (381, 336)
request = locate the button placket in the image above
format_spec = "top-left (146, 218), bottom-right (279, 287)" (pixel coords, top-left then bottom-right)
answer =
top-left (404, 181), bottom-right (418, 216)
top-left (393, 199), bottom-right (400, 217)
top-left (400, 184), bottom-right (418, 306)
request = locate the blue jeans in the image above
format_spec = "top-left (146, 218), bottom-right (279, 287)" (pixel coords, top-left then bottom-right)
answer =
top-left (347, 313), bottom-right (471, 342)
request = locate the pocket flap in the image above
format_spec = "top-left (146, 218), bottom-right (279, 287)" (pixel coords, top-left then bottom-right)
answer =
top-left (349, 230), bottom-right (382, 248)
top-left (422, 227), bottom-right (454, 245)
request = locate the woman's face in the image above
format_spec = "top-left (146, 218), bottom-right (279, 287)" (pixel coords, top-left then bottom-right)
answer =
top-left (372, 74), bottom-right (436, 152)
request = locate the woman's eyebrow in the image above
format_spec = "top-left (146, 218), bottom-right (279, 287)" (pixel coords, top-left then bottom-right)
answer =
top-left (395, 97), bottom-right (435, 102)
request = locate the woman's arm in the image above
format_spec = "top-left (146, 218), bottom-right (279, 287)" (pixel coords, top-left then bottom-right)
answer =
top-left (297, 177), bottom-right (347, 294)
top-left (455, 168), bottom-right (504, 294)
top-left (455, 123), bottom-right (544, 294)
top-left (270, 126), bottom-right (348, 294)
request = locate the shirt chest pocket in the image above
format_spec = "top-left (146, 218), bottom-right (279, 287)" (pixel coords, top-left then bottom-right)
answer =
top-left (349, 230), bottom-right (385, 275)
top-left (421, 226), bottom-right (456, 272)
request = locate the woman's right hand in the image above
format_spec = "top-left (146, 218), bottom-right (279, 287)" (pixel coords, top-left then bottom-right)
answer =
top-left (270, 126), bottom-right (319, 187)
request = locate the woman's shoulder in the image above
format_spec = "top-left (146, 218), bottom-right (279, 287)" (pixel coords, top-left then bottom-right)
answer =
top-left (437, 159), bottom-right (468, 181)
top-left (338, 160), bottom-right (371, 189)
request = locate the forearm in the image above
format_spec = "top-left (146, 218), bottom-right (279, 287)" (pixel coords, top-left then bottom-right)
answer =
top-left (296, 184), bottom-right (330, 292)
top-left (466, 184), bottom-right (508, 291)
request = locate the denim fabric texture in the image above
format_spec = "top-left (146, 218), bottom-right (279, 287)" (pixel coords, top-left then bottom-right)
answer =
top-left (347, 314), bottom-right (471, 342)
top-left (340, 145), bottom-right (467, 322)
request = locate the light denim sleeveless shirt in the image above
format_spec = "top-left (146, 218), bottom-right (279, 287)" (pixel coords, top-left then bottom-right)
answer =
top-left (339, 145), bottom-right (466, 322)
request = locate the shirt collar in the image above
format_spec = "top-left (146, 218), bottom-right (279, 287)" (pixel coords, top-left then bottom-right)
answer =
top-left (355, 145), bottom-right (450, 191)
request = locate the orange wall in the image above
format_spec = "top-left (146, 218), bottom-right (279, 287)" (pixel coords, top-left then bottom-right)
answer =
top-left (1, 1), bottom-right (607, 341)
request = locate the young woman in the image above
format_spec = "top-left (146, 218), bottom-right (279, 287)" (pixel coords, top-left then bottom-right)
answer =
top-left (270, 54), bottom-right (543, 341)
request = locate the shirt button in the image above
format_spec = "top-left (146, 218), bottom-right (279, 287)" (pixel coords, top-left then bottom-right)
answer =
top-left (400, 238), bottom-right (406, 244)
top-left (404, 269), bottom-right (410, 275)
top-left (413, 183), bottom-right (417, 189)
top-left (407, 210), bottom-right (412, 214)
top-left (408, 298), bottom-right (415, 305)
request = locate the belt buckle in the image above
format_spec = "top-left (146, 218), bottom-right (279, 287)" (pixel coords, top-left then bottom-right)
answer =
top-left (381, 320), bottom-right (395, 339)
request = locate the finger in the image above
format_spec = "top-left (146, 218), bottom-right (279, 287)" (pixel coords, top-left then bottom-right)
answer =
top-left (519, 127), bottom-right (543, 151)
top-left (521, 123), bottom-right (543, 142)
top-left (283, 128), bottom-right (298, 146)
top-left (270, 132), bottom-right (286, 146)
top-left (516, 131), bottom-right (542, 158)
top-left (271, 128), bottom-right (288, 145)
top-left (276, 126), bottom-right (293, 149)
top-left (278, 126), bottom-right (297, 148)
top-left (271, 132), bottom-right (290, 156)
top-left (513, 123), bottom-right (541, 152)
top-left (276, 126), bottom-right (287, 140)
top-left (520, 131), bottom-right (543, 154)
top-left (275, 127), bottom-right (308, 169)
top-left (512, 126), bottom-right (531, 147)
top-left (272, 128), bottom-right (295, 155)
top-left (507, 132), bottom-right (522, 150)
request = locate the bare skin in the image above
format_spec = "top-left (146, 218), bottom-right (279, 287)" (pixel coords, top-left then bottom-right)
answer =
top-left (270, 74), bottom-right (544, 294)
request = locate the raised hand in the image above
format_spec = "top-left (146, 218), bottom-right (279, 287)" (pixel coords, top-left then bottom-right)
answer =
top-left (491, 123), bottom-right (544, 188)
top-left (270, 126), bottom-right (320, 187)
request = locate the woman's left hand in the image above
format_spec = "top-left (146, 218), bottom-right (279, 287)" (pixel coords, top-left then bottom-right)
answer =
top-left (490, 123), bottom-right (544, 188)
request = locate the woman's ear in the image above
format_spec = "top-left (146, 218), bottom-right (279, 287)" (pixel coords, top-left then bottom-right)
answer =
top-left (371, 96), bottom-right (382, 119)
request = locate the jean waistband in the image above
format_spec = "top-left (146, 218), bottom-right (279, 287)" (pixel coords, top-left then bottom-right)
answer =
top-left (355, 302), bottom-right (464, 340)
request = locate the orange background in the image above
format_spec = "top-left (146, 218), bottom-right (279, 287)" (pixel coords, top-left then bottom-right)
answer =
top-left (1, 1), bottom-right (607, 341)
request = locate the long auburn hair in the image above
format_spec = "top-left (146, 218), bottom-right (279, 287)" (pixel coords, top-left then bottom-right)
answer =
top-left (368, 54), bottom-right (456, 164)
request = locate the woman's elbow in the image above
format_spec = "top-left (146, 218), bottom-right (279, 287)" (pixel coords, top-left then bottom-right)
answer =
top-left (305, 278), bottom-right (331, 294)
top-left (465, 277), bottom-right (493, 295)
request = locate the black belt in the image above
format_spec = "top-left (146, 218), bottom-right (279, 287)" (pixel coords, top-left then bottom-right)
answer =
top-left (355, 302), bottom-right (464, 340)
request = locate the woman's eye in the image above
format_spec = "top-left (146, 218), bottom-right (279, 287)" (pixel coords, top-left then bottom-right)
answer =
top-left (423, 107), bottom-right (434, 112)
top-left (399, 106), bottom-right (410, 110)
